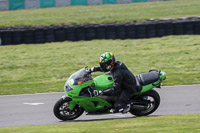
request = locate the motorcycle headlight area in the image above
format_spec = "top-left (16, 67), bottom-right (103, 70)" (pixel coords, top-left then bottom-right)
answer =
top-left (65, 85), bottom-right (73, 92)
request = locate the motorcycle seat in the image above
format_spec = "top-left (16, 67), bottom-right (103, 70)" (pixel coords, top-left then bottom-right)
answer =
top-left (138, 72), bottom-right (159, 86)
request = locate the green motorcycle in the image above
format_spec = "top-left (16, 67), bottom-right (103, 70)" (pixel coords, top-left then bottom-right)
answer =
top-left (53, 67), bottom-right (166, 121)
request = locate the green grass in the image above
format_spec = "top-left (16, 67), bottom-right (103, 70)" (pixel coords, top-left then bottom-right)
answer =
top-left (0, 114), bottom-right (200, 133)
top-left (0, 0), bottom-right (200, 27)
top-left (0, 35), bottom-right (200, 95)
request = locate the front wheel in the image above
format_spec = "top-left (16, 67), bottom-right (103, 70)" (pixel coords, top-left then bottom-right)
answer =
top-left (129, 90), bottom-right (160, 116)
top-left (53, 98), bottom-right (84, 121)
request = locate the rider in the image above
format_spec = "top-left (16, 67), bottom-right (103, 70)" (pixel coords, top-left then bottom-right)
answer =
top-left (89, 52), bottom-right (137, 113)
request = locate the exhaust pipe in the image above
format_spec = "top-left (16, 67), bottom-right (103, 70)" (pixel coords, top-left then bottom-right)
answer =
top-left (131, 105), bottom-right (147, 110)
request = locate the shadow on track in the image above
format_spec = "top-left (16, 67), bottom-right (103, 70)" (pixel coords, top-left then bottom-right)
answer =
top-left (59, 115), bottom-right (161, 123)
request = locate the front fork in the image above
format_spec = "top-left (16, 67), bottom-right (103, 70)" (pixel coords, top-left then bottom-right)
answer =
top-left (61, 95), bottom-right (77, 111)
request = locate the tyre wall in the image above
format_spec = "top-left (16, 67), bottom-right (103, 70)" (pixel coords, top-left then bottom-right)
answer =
top-left (0, 17), bottom-right (200, 45)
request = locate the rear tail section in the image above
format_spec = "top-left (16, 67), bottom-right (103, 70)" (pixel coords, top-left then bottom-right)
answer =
top-left (130, 70), bottom-right (166, 116)
top-left (135, 69), bottom-right (166, 94)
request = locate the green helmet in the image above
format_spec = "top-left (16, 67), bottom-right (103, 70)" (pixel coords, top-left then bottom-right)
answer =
top-left (99, 52), bottom-right (116, 72)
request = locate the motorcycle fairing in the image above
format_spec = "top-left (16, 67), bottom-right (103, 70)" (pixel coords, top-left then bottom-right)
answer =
top-left (93, 74), bottom-right (114, 90)
top-left (69, 96), bottom-right (112, 112)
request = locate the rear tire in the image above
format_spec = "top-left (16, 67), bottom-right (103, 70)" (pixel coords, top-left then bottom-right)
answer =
top-left (53, 98), bottom-right (84, 121)
top-left (129, 90), bottom-right (160, 116)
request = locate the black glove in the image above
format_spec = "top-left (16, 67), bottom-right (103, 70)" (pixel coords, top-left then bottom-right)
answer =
top-left (90, 67), bottom-right (95, 72)
top-left (85, 67), bottom-right (96, 73)
top-left (85, 68), bottom-right (92, 73)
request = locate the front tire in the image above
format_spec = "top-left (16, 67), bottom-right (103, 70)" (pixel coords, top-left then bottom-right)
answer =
top-left (53, 98), bottom-right (84, 121)
top-left (130, 90), bottom-right (160, 116)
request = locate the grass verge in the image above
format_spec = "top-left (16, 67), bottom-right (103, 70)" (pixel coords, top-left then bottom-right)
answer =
top-left (0, 0), bottom-right (200, 27)
top-left (0, 35), bottom-right (200, 95)
top-left (0, 114), bottom-right (200, 133)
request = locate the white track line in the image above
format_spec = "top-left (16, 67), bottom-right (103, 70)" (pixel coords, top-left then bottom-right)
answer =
top-left (0, 92), bottom-right (64, 97)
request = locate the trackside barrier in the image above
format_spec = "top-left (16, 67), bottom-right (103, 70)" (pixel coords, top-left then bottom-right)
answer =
top-left (0, 0), bottom-right (170, 11)
top-left (0, 17), bottom-right (200, 45)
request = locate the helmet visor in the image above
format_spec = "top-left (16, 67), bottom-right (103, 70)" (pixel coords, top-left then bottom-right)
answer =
top-left (99, 59), bottom-right (112, 72)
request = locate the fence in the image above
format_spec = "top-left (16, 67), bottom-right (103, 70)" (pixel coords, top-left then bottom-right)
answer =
top-left (0, 0), bottom-right (169, 11)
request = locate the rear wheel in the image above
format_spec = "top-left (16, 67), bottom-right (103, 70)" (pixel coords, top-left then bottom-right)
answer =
top-left (129, 90), bottom-right (160, 116)
top-left (53, 98), bottom-right (84, 121)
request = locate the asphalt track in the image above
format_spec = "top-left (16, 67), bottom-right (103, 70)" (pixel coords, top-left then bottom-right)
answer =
top-left (0, 85), bottom-right (200, 128)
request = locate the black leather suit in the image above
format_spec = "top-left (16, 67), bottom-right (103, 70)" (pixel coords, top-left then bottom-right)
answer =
top-left (92, 61), bottom-right (137, 110)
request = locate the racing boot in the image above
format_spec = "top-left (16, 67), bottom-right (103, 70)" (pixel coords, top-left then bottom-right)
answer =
top-left (122, 104), bottom-right (131, 114)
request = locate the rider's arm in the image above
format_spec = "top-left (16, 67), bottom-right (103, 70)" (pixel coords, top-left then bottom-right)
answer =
top-left (90, 67), bottom-right (102, 72)
top-left (103, 70), bottom-right (123, 95)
